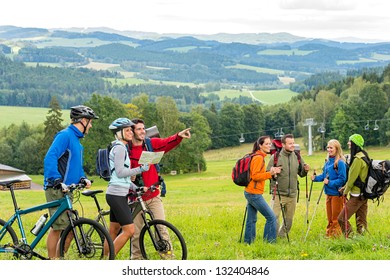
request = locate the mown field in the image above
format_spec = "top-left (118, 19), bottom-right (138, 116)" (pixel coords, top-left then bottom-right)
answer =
top-left (204, 88), bottom-right (297, 105)
top-left (0, 87), bottom-right (296, 129)
top-left (1, 142), bottom-right (390, 260)
top-left (0, 106), bottom-right (70, 127)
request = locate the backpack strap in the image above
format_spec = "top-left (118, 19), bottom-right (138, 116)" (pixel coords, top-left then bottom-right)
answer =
top-left (360, 156), bottom-right (370, 166)
top-left (353, 155), bottom-right (370, 191)
top-left (274, 150), bottom-right (301, 169)
top-left (110, 143), bottom-right (129, 172)
top-left (250, 153), bottom-right (264, 189)
top-left (144, 137), bottom-right (161, 173)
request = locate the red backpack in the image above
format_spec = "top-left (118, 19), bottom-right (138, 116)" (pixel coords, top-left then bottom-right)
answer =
top-left (232, 153), bottom-right (257, 187)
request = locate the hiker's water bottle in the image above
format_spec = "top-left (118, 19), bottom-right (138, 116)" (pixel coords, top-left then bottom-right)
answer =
top-left (31, 213), bottom-right (48, 235)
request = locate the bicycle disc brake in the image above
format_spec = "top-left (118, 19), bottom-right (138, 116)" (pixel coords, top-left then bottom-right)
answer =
top-left (80, 236), bottom-right (97, 258)
top-left (156, 239), bottom-right (171, 253)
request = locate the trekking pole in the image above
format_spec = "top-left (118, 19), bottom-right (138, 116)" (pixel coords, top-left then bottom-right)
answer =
top-left (270, 182), bottom-right (277, 209)
top-left (306, 170), bottom-right (316, 228)
top-left (343, 195), bottom-right (349, 238)
top-left (305, 174), bottom-right (308, 227)
top-left (275, 177), bottom-right (290, 243)
top-left (239, 206), bottom-right (247, 243)
top-left (304, 184), bottom-right (324, 242)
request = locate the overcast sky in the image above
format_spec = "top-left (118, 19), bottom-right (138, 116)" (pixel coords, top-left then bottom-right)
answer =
top-left (1, 0), bottom-right (389, 42)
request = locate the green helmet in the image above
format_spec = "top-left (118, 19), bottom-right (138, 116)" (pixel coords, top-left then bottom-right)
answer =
top-left (349, 134), bottom-right (364, 149)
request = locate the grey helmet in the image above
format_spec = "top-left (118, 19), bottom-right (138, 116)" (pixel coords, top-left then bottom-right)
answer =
top-left (70, 105), bottom-right (99, 121)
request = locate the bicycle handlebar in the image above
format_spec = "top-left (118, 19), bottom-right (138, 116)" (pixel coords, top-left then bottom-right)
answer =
top-left (129, 179), bottom-right (162, 198)
top-left (62, 178), bottom-right (93, 193)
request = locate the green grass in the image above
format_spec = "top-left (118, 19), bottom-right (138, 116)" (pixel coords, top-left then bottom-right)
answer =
top-left (29, 37), bottom-right (139, 48)
top-left (371, 53), bottom-right (390, 61)
top-left (206, 89), bottom-right (298, 105)
top-left (257, 49), bottom-right (314, 56)
top-left (0, 106), bottom-right (70, 127)
top-left (1, 144), bottom-right (390, 260)
top-left (337, 58), bottom-right (378, 65)
top-left (226, 64), bottom-right (285, 75)
top-left (104, 77), bottom-right (200, 87)
top-left (251, 89), bottom-right (298, 104)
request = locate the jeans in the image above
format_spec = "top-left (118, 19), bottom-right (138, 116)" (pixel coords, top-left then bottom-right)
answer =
top-left (244, 191), bottom-right (277, 244)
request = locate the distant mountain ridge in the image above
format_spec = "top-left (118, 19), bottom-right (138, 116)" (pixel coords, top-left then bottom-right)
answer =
top-left (2, 25), bottom-right (388, 45)
top-left (1, 25), bottom-right (390, 112)
top-left (1, 24), bottom-right (390, 96)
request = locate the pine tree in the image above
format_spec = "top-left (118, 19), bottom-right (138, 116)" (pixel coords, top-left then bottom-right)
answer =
top-left (41, 96), bottom-right (64, 158)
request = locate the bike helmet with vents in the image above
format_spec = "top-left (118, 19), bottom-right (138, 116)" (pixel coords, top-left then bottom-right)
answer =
top-left (70, 105), bottom-right (99, 120)
top-left (109, 118), bottom-right (134, 133)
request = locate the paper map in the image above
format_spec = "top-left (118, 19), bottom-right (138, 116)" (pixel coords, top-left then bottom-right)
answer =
top-left (138, 151), bottom-right (165, 164)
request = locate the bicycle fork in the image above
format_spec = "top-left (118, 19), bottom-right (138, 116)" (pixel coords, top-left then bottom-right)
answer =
top-left (136, 197), bottom-right (166, 251)
top-left (64, 210), bottom-right (90, 255)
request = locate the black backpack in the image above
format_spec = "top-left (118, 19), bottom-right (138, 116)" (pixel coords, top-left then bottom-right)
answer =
top-left (96, 142), bottom-right (128, 181)
top-left (355, 157), bottom-right (390, 203)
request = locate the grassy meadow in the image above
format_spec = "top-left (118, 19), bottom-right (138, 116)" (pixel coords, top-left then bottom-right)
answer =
top-left (1, 142), bottom-right (390, 260)
top-left (205, 88), bottom-right (297, 105)
top-left (0, 106), bottom-right (70, 127)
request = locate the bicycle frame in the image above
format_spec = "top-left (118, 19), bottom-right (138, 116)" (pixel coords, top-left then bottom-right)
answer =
top-left (134, 195), bottom-right (154, 223)
top-left (82, 183), bottom-right (186, 260)
top-left (82, 190), bottom-right (109, 229)
top-left (0, 182), bottom-right (75, 258)
top-left (84, 188), bottom-right (155, 230)
top-left (131, 193), bottom-right (171, 252)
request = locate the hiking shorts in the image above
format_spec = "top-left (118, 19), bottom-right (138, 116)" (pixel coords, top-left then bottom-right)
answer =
top-left (45, 188), bottom-right (73, 231)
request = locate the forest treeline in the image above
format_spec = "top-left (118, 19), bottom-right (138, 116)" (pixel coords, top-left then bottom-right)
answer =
top-left (1, 42), bottom-right (390, 176)
top-left (0, 54), bottom-right (257, 110)
top-left (1, 62), bottom-right (390, 176)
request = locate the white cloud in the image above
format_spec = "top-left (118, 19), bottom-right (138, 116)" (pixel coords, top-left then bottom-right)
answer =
top-left (0, 0), bottom-right (389, 42)
top-left (279, 0), bottom-right (356, 11)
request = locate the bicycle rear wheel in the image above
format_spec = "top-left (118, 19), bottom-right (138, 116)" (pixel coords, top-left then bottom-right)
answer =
top-left (59, 218), bottom-right (115, 260)
top-left (0, 219), bottom-right (19, 259)
top-left (139, 219), bottom-right (187, 260)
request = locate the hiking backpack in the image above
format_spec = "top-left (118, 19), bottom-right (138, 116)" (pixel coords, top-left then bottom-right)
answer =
top-left (96, 142), bottom-right (127, 181)
top-left (273, 150), bottom-right (302, 168)
top-left (270, 138), bottom-right (302, 167)
top-left (232, 153), bottom-right (257, 186)
top-left (355, 157), bottom-right (390, 202)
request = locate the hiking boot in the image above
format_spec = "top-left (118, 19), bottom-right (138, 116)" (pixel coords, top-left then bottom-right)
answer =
top-left (159, 250), bottom-right (175, 260)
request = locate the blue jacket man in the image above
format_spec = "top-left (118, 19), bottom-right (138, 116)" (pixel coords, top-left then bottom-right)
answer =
top-left (43, 105), bottom-right (98, 259)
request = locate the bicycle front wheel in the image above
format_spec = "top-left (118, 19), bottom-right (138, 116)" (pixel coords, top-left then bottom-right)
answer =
top-left (139, 219), bottom-right (187, 260)
top-left (59, 218), bottom-right (115, 260)
top-left (0, 218), bottom-right (19, 259)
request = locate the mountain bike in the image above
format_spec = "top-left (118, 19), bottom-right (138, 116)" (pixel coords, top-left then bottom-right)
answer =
top-left (0, 179), bottom-right (115, 260)
top-left (81, 180), bottom-right (187, 260)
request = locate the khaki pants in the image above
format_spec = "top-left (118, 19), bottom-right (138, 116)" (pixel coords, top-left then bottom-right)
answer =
top-left (272, 195), bottom-right (296, 238)
top-left (131, 196), bottom-right (168, 259)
